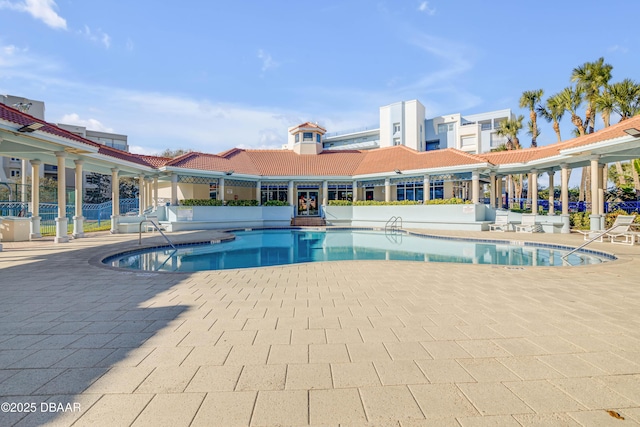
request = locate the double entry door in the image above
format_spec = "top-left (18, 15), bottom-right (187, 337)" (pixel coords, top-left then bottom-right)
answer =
top-left (297, 190), bottom-right (319, 216)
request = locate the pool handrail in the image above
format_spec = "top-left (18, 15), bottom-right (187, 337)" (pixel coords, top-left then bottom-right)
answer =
top-left (139, 220), bottom-right (176, 250)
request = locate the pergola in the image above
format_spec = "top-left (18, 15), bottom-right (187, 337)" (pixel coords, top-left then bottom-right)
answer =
top-left (2, 102), bottom-right (640, 243)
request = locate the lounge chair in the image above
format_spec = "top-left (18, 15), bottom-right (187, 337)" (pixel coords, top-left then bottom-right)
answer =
top-left (489, 211), bottom-right (512, 232)
top-left (606, 215), bottom-right (638, 245)
top-left (515, 213), bottom-right (541, 233)
top-left (574, 214), bottom-right (637, 243)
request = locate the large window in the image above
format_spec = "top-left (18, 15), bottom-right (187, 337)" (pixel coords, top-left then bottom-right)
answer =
top-left (327, 183), bottom-right (352, 201)
top-left (430, 180), bottom-right (444, 199)
top-left (303, 132), bottom-right (313, 141)
top-left (393, 123), bottom-right (401, 134)
top-left (261, 184), bottom-right (288, 204)
top-left (396, 183), bottom-right (424, 201)
top-left (209, 183), bottom-right (218, 200)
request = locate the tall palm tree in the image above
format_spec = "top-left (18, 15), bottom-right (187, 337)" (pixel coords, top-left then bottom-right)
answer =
top-left (537, 93), bottom-right (565, 142)
top-left (558, 86), bottom-right (585, 136)
top-left (519, 89), bottom-right (544, 147)
top-left (571, 57), bottom-right (613, 133)
top-left (496, 115), bottom-right (525, 199)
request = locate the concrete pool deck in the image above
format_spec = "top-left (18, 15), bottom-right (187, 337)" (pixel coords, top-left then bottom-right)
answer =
top-left (1, 229), bottom-right (639, 426)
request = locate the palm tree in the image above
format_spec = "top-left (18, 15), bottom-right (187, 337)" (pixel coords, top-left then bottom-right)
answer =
top-left (609, 78), bottom-right (640, 120)
top-left (496, 115), bottom-right (525, 200)
top-left (526, 120), bottom-right (540, 146)
top-left (495, 115), bottom-right (524, 150)
top-left (519, 89), bottom-right (544, 147)
top-left (571, 57), bottom-right (612, 133)
top-left (558, 86), bottom-right (586, 136)
top-left (537, 93), bottom-right (565, 142)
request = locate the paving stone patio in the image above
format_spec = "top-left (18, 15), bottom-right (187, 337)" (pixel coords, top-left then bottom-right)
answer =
top-left (0, 229), bottom-right (639, 426)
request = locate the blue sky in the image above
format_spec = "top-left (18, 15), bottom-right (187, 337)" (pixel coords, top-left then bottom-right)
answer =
top-left (1, 0), bottom-right (638, 156)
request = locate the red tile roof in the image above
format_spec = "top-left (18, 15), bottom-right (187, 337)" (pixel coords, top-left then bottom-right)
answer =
top-left (289, 122), bottom-right (327, 134)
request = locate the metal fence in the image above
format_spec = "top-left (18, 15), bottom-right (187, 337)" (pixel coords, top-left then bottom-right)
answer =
top-left (504, 198), bottom-right (640, 214)
top-left (0, 198), bottom-right (139, 236)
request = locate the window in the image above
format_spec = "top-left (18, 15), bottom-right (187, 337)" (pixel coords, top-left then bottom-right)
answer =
top-left (10, 157), bottom-right (20, 162)
top-left (430, 180), bottom-right (444, 199)
top-left (461, 136), bottom-right (476, 147)
top-left (480, 121), bottom-right (491, 131)
top-left (494, 118), bottom-right (507, 129)
top-left (295, 134), bottom-right (300, 143)
top-left (209, 183), bottom-right (218, 200)
top-left (396, 183), bottom-right (424, 202)
top-left (426, 140), bottom-right (440, 151)
top-left (393, 122), bottom-right (401, 134)
top-left (261, 184), bottom-right (288, 204)
top-left (437, 123), bottom-right (454, 134)
top-left (393, 138), bottom-right (401, 146)
top-left (303, 132), bottom-right (313, 141)
top-left (316, 133), bottom-right (321, 143)
top-left (10, 169), bottom-right (21, 178)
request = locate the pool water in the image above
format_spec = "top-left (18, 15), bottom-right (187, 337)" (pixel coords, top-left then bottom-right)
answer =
top-left (103, 229), bottom-right (611, 272)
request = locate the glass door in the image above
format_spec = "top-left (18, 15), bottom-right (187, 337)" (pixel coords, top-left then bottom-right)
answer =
top-left (297, 191), bottom-right (319, 216)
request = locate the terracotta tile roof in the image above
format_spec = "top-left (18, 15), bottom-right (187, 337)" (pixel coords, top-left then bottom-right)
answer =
top-left (244, 149), bottom-right (363, 176)
top-left (289, 122), bottom-right (327, 134)
top-left (354, 146), bottom-right (487, 175)
top-left (0, 103), bottom-right (101, 149)
top-left (561, 114), bottom-right (640, 150)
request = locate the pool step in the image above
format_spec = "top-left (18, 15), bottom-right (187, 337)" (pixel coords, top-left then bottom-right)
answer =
top-left (291, 217), bottom-right (326, 227)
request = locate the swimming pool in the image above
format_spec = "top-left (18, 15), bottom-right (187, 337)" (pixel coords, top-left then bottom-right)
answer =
top-left (103, 229), bottom-right (613, 272)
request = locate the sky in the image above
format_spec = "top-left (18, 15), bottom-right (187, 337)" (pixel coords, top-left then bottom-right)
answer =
top-left (1, 0), bottom-right (639, 157)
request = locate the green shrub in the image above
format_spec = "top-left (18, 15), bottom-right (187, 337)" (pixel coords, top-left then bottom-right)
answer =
top-left (264, 200), bottom-right (289, 206)
top-left (353, 200), bottom-right (421, 206)
top-left (605, 209), bottom-right (640, 228)
top-left (569, 211), bottom-right (590, 230)
top-left (225, 199), bottom-right (259, 206)
top-left (424, 197), bottom-right (472, 205)
top-left (180, 199), bottom-right (223, 206)
top-left (327, 200), bottom-right (353, 206)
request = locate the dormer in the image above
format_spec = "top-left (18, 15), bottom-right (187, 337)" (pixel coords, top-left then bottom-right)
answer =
top-left (288, 122), bottom-right (326, 155)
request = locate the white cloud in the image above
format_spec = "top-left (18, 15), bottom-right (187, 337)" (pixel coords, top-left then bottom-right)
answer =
top-left (608, 44), bottom-right (628, 54)
top-left (257, 49), bottom-right (279, 72)
top-left (59, 113), bottom-right (114, 132)
top-left (418, 1), bottom-right (435, 15)
top-left (79, 25), bottom-right (111, 49)
top-left (0, 0), bottom-right (67, 30)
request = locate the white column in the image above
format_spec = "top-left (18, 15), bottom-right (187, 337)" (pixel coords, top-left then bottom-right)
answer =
top-left (153, 176), bottom-right (158, 209)
top-left (352, 181), bottom-right (358, 202)
top-left (548, 170), bottom-right (555, 216)
top-left (471, 171), bottom-right (480, 204)
top-left (256, 180), bottom-right (262, 205)
top-left (145, 178), bottom-right (152, 210)
top-left (590, 157), bottom-right (601, 230)
top-left (560, 163), bottom-right (570, 233)
top-left (384, 178), bottom-right (391, 202)
top-left (288, 180), bottom-right (294, 206)
top-left (496, 176), bottom-right (503, 209)
top-left (423, 175), bottom-right (430, 202)
top-left (29, 159), bottom-right (42, 239)
top-left (21, 159), bottom-right (28, 203)
top-left (530, 169), bottom-right (538, 214)
top-left (72, 159), bottom-right (84, 238)
top-left (171, 173), bottom-right (178, 205)
top-left (218, 177), bottom-right (225, 202)
top-left (599, 163), bottom-right (606, 230)
top-left (322, 181), bottom-right (328, 206)
top-left (489, 173), bottom-right (496, 208)
top-left (138, 175), bottom-right (146, 215)
top-left (110, 168), bottom-right (120, 234)
top-left (54, 151), bottom-right (69, 243)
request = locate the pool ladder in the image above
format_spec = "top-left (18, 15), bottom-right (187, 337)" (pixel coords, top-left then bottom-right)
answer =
top-left (385, 216), bottom-right (403, 233)
top-left (139, 220), bottom-right (176, 250)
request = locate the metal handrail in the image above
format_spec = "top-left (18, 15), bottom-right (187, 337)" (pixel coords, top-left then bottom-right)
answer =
top-left (561, 225), bottom-right (616, 264)
top-left (385, 216), bottom-right (403, 234)
top-left (139, 220), bottom-right (176, 249)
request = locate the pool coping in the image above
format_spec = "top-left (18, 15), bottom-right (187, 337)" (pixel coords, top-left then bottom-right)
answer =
top-left (95, 226), bottom-right (617, 274)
